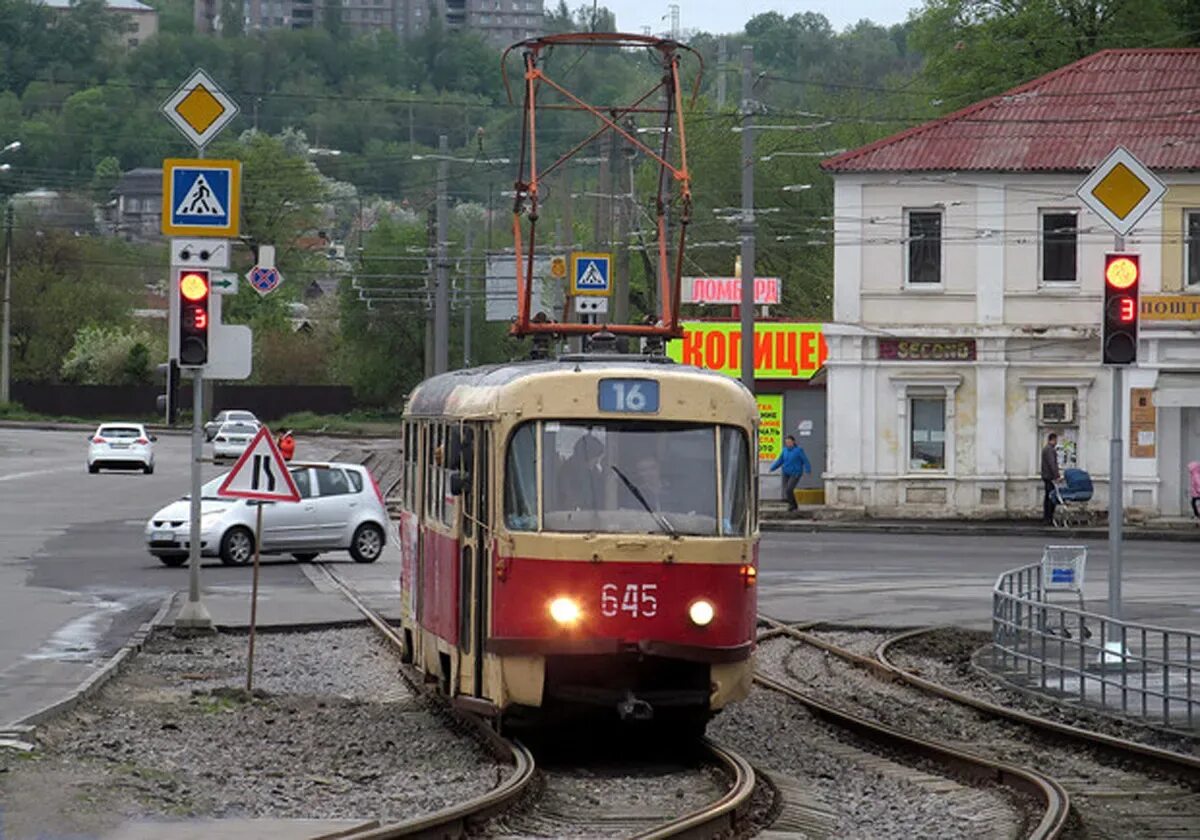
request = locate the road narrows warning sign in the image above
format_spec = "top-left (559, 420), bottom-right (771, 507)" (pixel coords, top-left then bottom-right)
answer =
top-left (217, 427), bottom-right (301, 502)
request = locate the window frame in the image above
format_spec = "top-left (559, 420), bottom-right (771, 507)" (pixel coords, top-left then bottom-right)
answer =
top-left (1186, 209), bottom-right (1200, 289)
top-left (908, 395), bottom-right (947, 472)
top-left (903, 208), bottom-right (944, 287)
top-left (1039, 208), bottom-right (1079, 286)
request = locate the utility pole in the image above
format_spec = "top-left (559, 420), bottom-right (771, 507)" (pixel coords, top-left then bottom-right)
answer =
top-left (739, 45), bottom-right (756, 393)
top-left (615, 134), bottom-right (631, 326)
top-left (434, 134), bottom-right (450, 375)
top-left (594, 148), bottom-right (609, 246)
top-left (1109, 232), bottom-right (1126, 622)
top-left (424, 206), bottom-right (435, 379)
top-left (463, 225), bottom-right (473, 367)
top-left (1, 203), bottom-right (12, 405)
top-left (717, 38), bottom-right (728, 110)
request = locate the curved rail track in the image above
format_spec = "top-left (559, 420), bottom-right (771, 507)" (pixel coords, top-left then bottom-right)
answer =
top-left (312, 560), bottom-right (758, 838)
top-left (755, 624), bottom-right (1068, 839)
top-left (763, 617), bottom-right (1200, 840)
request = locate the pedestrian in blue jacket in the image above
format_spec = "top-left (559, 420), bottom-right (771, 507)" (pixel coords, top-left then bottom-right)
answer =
top-left (770, 435), bottom-right (812, 512)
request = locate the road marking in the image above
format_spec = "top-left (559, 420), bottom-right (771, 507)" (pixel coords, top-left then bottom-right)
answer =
top-left (0, 466), bottom-right (79, 483)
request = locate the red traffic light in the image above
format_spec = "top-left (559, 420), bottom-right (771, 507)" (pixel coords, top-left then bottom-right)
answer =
top-left (180, 271), bottom-right (209, 302)
top-left (1105, 255), bottom-right (1139, 290)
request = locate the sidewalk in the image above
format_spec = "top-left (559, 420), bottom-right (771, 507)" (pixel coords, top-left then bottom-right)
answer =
top-left (760, 504), bottom-right (1200, 541)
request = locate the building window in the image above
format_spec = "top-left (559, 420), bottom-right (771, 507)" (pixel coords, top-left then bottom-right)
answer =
top-left (905, 209), bottom-right (942, 285)
top-left (1187, 210), bottom-right (1200, 288)
top-left (910, 397), bottom-right (945, 470)
top-left (1041, 210), bottom-right (1078, 284)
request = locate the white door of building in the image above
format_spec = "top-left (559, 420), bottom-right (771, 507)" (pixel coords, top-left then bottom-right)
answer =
top-left (1181, 408), bottom-right (1200, 515)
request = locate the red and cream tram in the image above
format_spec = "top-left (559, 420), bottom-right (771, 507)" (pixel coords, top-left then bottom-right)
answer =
top-left (396, 353), bottom-right (759, 731)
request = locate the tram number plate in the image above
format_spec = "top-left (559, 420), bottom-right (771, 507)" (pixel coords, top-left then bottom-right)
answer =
top-left (600, 583), bottom-right (658, 618)
top-left (598, 379), bottom-right (659, 413)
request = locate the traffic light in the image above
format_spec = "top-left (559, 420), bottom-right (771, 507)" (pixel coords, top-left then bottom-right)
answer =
top-left (1102, 253), bottom-right (1140, 365)
top-left (178, 269), bottom-right (210, 368)
top-left (155, 360), bottom-right (178, 425)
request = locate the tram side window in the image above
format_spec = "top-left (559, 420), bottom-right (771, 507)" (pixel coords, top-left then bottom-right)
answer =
top-left (504, 423), bottom-right (538, 531)
top-left (403, 423), bottom-right (416, 511)
top-left (720, 426), bottom-right (751, 535)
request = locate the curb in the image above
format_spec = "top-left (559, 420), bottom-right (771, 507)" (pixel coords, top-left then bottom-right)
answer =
top-left (760, 519), bottom-right (1200, 542)
top-left (12, 593), bottom-right (178, 732)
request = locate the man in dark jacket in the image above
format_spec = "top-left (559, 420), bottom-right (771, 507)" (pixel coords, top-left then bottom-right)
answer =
top-left (770, 435), bottom-right (812, 513)
top-left (1041, 432), bottom-right (1061, 524)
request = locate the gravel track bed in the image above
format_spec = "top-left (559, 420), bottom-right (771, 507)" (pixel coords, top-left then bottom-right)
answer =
top-left (0, 627), bottom-right (503, 840)
top-left (482, 753), bottom-right (726, 838)
top-left (795, 627), bottom-right (897, 657)
top-left (765, 634), bottom-right (1200, 840)
top-left (887, 626), bottom-right (1200, 757)
top-left (710, 683), bottom-right (1025, 839)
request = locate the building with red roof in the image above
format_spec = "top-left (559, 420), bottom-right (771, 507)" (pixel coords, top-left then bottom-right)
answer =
top-left (819, 49), bottom-right (1200, 520)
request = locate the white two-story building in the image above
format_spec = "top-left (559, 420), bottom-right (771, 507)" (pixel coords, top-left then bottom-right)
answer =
top-left (821, 48), bottom-right (1200, 519)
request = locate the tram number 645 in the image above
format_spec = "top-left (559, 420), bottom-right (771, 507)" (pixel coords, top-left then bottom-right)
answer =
top-left (601, 583), bottom-right (658, 618)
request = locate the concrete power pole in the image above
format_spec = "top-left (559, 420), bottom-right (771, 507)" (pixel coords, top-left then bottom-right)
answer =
top-left (717, 38), bottom-right (727, 110)
top-left (424, 206), bottom-right (435, 379)
top-left (434, 134), bottom-right (450, 375)
top-left (463, 225), bottom-right (473, 367)
top-left (1, 203), bottom-right (12, 405)
top-left (739, 46), bottom-right (756, 393)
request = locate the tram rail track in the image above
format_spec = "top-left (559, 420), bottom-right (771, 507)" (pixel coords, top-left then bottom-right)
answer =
top-left (754, 624), bottom-right (1068, 839)
top-left (762, 617), bottom-right (1200, 839)
top-left (313, 561), bottom-right (759, 838)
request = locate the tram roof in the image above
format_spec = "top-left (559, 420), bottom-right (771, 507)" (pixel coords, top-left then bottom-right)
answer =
top-left (404, 355), bottom-right (750, 418)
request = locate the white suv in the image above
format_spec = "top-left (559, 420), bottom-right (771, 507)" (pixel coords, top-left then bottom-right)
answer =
top-left (145, 462), bottom-right (390, 567)
top-left (87, 423), bottom-right (157, 474)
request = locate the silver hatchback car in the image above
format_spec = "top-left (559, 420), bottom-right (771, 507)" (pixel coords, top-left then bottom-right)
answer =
top-left (145, 461), bottom-right (390, 567)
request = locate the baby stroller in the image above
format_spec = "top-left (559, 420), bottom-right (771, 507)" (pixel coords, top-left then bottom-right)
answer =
top-left (1052, 468), bottom-right (1094, 528)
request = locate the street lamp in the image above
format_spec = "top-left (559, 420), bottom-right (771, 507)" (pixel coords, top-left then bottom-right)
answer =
top-left (782, 183), bottom-right (813, 192)
top-left (1, 140), bottom-right (19, 405)
top-left (760, 150), bottom-right (846, 162)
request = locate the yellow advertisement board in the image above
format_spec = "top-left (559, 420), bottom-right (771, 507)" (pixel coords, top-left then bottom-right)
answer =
top-left (757, 394), bottom-right (783, 461)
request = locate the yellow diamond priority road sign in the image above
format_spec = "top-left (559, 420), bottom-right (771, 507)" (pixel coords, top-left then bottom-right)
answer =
top-left (161, 69), bottom-right (239, 150)
top-left (1076, 146), bottom-right (1166, 236)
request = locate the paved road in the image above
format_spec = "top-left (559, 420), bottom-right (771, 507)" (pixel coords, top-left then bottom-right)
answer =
top-left (4, 426), bottom-right (1197, 729)
top-left (759, 530), bottom-right (1200, 630)
top-left (0, 427), bottom-right (359, 728)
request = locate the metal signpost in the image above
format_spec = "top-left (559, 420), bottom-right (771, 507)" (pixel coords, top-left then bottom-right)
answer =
top-left (1075, 146), bottom-right (1166, 624)
top-left (215, 427), bottom-right (301, 690)
top-left (161, 69), bottom-right (241, 632)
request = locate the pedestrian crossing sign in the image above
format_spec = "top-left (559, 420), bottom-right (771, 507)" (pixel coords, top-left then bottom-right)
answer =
top-left (161, 158), bottom-right (241, 237)
top-left (570, 251), bottom-right (612, 297)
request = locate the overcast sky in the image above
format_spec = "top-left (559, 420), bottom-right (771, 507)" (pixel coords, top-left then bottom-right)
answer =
top-left (603, 0), bottom-right (921, 35)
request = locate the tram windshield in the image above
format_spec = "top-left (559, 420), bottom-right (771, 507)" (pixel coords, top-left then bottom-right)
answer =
top-left (504, 421), bottom-right (751, 536)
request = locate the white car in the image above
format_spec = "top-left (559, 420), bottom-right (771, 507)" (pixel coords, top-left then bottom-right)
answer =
top-left (145, 462), bottom-right (390, 567)
top-left (87, 423), bottom-right (157, 474)
top-left (211, 421), bottom-right (258, 462)
top-left (204, 410), bottom-right (260, 442)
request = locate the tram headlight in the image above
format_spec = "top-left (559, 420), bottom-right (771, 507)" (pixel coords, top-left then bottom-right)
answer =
top-left (549, 596), bottom-right (581, 626)
top-left (688, 599), bottom-right (715, 627)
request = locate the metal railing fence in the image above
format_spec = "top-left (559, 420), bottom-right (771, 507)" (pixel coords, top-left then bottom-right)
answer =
top-left (990, 563), bottom-right (1200, 729)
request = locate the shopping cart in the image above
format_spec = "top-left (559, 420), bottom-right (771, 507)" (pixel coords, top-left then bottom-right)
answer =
top-left (1052, 468), bottom-right (1094, 528)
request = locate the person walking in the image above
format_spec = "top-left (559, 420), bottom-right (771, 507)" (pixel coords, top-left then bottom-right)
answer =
top-left (770, 435), bottom-right (812, 513)
top-left (1041, 432), bottom-right (1061, 524)
top-left (1188, 461), bottom-right (1200, 520)
top-left (277, 428), bottom-right (295, 461)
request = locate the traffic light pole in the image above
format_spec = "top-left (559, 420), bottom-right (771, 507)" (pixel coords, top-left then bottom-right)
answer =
top-left (1108, 232), bottom-right (1126, 623)
top-left (175, 371), bottom-right (211, 630)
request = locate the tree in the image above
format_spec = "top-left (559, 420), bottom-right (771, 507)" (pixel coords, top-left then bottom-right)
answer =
top-left (911, 0), bottom-right (1185, 104)
top-left (90, 156), bottom-right (121, 204)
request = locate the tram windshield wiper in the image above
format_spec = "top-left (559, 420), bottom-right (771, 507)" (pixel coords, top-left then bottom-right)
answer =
top-left (610, 465), bottom-right (677, 537)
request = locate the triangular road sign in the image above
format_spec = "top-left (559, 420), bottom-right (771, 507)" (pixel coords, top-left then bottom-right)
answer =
top-left (217, 427), bottom-right (301, 502)
top-left (580, 261), bottom-right (605, 287)
top-left (175, 173), bottom-right (226, 218)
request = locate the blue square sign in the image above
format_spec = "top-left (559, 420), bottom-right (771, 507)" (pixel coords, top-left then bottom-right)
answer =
top-left (162, 158), bottom-right (241, 237)
top-left (571, 251), bottom-right (611, 296)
